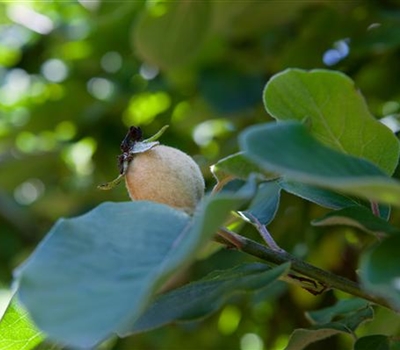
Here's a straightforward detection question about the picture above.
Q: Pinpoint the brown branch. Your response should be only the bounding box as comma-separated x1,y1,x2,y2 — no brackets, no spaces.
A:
215,228,397,312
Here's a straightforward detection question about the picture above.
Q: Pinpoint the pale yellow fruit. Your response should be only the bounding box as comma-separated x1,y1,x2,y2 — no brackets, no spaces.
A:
125,145,205,214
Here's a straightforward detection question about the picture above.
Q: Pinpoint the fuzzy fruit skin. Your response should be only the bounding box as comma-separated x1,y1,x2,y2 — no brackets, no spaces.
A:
125,145,205,214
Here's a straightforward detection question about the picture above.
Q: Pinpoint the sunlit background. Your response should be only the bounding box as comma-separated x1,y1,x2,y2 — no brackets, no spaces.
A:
1,1,400,349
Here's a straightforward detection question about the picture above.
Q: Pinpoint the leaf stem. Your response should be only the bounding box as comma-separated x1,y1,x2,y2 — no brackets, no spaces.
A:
216,228,397,312
245,213,285,252
97,174,125,190
143,125,169,143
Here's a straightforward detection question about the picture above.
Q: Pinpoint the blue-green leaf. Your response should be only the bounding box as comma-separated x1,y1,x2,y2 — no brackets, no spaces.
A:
285,304,373,350
306,298,369,324
14,192,251,349
124,262,290,335
240,181,281,225
280,180,361,209
16,202,190,348
279,180,391,220
312,206,400,236
240,121,400,207
211,152,275,185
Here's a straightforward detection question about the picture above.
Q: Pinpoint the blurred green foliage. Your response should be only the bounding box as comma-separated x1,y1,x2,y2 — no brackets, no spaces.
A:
1,1,400,349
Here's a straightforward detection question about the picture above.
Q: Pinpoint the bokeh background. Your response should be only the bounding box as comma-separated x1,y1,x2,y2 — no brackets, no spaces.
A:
1,1,400,349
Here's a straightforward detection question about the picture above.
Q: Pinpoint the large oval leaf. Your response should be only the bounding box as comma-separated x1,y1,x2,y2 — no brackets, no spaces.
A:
263,69,400,175
15,202,191,348
239,121,400,207
14,189,252,349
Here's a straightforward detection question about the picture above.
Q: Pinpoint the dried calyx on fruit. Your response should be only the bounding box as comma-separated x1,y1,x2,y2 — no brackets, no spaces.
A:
99,125,205,214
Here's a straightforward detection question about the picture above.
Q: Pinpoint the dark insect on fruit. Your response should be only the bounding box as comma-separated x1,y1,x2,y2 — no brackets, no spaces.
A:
117,126,143,174
120,126,143,153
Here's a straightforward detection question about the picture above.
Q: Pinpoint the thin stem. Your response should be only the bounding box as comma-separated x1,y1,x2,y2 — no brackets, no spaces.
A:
245,213,285,252
210,176,234,195
97,174,125,190
216,228,396,311
143,125,169,143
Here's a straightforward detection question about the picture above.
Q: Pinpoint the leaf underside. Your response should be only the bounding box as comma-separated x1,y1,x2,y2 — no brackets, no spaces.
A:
240,121,400,207
14,188,253,348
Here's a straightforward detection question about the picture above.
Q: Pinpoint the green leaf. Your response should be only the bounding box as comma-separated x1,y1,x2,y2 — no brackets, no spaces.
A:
354,335,390,350
123,262,290,335
306,298,369,324
15,202,190,348
211,152,264,181
263,68,400,175
132,1,211,69
280,180,360,209
239,121,400,207
0,297,44,350
312,206,400,236
211,152,276,190
360,235,400,310
14,191,251,348
280,180,391,220
240,181,281,225
284,304,373,350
